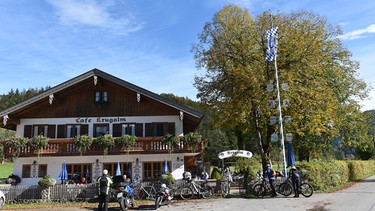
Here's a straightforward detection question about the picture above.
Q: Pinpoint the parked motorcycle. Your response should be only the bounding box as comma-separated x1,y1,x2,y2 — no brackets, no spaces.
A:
155,183,174,209
112,176,135,211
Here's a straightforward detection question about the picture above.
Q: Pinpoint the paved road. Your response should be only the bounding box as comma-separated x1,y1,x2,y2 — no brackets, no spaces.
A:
4,175,375,211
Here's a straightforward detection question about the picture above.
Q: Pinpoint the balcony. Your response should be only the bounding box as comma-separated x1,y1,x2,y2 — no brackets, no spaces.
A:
1,137,204,158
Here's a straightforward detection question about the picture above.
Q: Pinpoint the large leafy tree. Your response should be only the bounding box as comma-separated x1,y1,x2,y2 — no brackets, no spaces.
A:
192,5,370,167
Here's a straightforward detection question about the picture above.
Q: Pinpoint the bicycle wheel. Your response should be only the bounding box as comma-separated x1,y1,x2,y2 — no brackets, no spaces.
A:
221,182,229,197
133,187,146,200
201,186,214,199
180,186,194,200
253,184,266,198
300,182,313,197
278,182,293,196
144,186,157,199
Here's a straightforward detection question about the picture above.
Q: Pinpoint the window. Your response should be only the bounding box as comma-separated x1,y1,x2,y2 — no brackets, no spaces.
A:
38,164,47,177
103,162,132,178
94,124,109,137
122,124,136,136
22,165,31,178
143,161,170,180
145,123,175,137
95,91,108,103
155,124,166,136
33,125,48,137
66,163,92,183
67,125,81,138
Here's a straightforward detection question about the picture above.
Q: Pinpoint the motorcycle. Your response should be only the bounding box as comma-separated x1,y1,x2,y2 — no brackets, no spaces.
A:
155,183,174,209
112,176,135,211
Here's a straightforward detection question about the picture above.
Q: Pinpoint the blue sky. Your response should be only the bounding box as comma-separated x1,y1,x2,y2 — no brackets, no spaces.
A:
0,0,374,110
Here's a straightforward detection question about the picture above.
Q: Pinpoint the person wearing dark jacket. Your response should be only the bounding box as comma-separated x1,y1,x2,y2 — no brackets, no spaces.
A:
289,166,301,197
97,169,113,211
265,164,277,197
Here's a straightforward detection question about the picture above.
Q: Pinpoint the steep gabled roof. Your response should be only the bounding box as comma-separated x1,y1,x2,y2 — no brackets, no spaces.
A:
0,68,203,130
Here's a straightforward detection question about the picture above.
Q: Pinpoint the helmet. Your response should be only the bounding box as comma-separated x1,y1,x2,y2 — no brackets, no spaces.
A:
266,164,270,168
161,184,167,189
291,166,296,170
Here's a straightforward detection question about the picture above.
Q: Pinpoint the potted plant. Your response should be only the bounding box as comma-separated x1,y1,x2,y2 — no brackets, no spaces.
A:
38,175,56,201
29,135,49,159
74,135,93,155
5,136,27,159
183,132,202,152
161,133,180,155
96,134,115,155
116,134,136,155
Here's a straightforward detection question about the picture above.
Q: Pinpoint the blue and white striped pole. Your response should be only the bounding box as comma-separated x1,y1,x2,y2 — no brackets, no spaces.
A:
266,24,287,178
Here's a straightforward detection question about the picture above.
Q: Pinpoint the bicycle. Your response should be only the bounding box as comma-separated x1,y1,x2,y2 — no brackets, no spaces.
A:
278,178,314,197
221,180,230,197
133,181,161,200
179,179,214,200
252,177,284,198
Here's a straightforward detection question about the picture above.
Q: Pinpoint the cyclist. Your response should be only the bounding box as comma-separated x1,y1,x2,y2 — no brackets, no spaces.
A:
97,169,113,211
265,164,277,197
289,166,301,197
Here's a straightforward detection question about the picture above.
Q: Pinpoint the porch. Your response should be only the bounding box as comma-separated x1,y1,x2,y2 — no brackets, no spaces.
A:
1,137,204,158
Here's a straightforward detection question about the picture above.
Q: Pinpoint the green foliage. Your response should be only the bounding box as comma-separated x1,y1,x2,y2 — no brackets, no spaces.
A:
296,160,375,192
0,87,49,111
192,5,370,165
38,175,56,187
5,136,28,159
0,162,14,178
348,160,375,181
116,134,136,149
234,154,262,179
74,135,93,155
159,172,175,185
96,134,115,155
30,135,49,158
210,166,222,180
161,133,180,155
183,132,202,152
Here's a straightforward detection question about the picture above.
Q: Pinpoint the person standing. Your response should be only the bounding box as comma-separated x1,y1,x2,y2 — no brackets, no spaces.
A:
289,166,301,197
224,167,233,194
265,164,277,197
97,169,113,211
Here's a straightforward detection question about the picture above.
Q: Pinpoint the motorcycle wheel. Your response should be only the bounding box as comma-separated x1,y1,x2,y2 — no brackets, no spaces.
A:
155,196,162,209
119,198,127,211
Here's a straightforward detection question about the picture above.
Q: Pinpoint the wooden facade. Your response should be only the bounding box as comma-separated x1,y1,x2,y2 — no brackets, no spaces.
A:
0,69,204,185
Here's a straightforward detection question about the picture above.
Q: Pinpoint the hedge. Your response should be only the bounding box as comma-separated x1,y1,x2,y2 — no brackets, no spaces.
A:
296,160,375,192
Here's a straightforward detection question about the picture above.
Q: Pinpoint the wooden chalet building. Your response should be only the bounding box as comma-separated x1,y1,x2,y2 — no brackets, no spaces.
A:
0,68,204,185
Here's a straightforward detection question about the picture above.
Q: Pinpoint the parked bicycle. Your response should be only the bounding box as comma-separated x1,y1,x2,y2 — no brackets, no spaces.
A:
252,177,284,198
221,180,230,197
179,179,214,200
278,178,313,197
133,180,161,200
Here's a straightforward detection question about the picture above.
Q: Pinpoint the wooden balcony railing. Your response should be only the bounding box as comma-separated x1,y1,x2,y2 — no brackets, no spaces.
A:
1,137,204,158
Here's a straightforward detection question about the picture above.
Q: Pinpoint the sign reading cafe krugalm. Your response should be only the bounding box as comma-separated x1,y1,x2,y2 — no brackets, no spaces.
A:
218,150,253,159
75,117,127,124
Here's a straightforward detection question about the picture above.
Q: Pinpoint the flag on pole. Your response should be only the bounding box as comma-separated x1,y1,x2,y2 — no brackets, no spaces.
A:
287,142,296,167
116,161,121,176
162,159,169,174
265,27,278,62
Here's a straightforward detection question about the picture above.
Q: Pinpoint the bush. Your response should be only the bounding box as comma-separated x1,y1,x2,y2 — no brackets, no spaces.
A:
210,167,222,180
38,175,56,187
159,172,175,186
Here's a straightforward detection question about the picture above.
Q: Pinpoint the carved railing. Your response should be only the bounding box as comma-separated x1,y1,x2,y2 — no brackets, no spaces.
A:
0,137,204,158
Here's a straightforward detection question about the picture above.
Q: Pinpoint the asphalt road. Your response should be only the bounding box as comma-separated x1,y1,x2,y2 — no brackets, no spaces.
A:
4,175,375,211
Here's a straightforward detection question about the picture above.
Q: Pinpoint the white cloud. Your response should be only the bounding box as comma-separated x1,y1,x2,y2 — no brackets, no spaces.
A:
340,24,375,40
45,0,145,35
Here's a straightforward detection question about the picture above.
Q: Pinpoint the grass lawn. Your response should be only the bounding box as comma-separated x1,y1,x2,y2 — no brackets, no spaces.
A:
0,162,13,178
